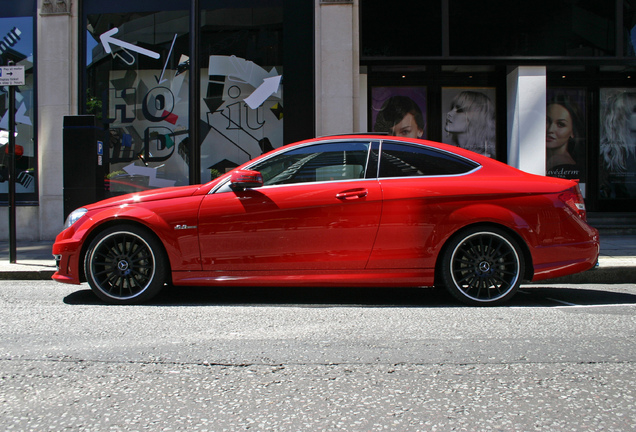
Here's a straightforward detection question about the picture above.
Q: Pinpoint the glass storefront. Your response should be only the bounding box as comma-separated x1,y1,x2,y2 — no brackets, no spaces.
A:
363,0,624,57
4,0,634,214
448,1,616,57
85,4,192,193
82,0,310,197
362,0,636,211
199,1,284,183
0,1,36,203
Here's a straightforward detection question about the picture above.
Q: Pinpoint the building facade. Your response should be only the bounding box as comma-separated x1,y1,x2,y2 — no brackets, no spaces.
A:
1,0,635,241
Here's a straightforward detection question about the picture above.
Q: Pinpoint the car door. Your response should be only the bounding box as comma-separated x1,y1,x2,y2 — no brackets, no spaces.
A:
197,140,382,271
366,140,480,270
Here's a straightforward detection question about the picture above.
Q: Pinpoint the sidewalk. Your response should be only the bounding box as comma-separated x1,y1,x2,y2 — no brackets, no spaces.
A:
1,234,635,284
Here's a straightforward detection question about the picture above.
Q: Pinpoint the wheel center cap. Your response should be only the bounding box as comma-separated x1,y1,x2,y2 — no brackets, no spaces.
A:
478,261,491,273
117,260,129,272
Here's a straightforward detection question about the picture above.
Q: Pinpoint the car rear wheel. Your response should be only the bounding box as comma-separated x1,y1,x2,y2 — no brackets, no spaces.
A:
84,225,168,304
440,227,524,306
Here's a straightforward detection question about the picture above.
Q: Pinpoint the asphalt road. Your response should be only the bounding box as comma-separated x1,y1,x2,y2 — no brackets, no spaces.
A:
1,281,636,431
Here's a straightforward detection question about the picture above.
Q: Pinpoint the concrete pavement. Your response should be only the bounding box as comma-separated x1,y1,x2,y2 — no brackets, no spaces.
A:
0,234,634,284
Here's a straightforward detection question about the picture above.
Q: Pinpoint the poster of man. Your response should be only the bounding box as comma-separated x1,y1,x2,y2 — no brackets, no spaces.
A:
371,87,427,139
441,88,496,158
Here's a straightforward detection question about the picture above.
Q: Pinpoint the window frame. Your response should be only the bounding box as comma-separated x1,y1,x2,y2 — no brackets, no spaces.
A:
377,140,481,179
250,140,373,186
212,139,378,194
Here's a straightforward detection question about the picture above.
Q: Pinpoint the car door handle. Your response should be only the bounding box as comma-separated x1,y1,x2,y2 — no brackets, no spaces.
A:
336,188,368,200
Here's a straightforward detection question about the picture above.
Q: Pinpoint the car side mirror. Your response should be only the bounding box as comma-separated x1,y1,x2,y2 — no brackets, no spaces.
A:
230,169,264,190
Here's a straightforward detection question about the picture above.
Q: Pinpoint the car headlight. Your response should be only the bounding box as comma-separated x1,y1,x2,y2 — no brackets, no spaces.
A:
64,208,88,229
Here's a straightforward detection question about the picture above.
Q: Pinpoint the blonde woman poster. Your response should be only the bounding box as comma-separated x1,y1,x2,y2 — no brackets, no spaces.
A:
599,88,636,199
441,88,496,158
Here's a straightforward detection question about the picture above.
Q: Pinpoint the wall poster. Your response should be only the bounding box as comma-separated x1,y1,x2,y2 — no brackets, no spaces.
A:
546,88,587,183
441,87,496,158
599,88,636,199
371,87,427,139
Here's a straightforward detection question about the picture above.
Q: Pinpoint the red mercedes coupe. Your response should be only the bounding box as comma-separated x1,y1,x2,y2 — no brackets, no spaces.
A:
53,135,599,305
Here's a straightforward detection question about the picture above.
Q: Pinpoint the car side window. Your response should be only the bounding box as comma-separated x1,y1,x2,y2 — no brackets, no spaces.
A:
378,141,479,178
250,141,371,186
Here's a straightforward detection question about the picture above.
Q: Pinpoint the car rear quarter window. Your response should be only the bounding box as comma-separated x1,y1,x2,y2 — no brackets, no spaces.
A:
251,141,371,186
378,141,479,178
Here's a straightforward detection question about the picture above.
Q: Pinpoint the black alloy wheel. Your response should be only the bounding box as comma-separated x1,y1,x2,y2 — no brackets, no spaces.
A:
84,225,168,304
440,227,524,306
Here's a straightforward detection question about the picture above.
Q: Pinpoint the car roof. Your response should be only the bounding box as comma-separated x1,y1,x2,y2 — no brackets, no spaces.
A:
289,133,492,163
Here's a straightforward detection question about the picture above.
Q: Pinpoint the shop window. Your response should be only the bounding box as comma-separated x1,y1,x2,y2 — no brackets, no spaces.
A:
85,4,191,195
199,2,284,184
449,0,615,57
625,2,636,56
361,0,442,57
599,88,636,200
0,12,36,203
83,1,307,192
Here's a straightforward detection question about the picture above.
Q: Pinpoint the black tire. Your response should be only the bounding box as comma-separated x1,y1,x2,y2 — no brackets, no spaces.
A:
439,227,524,306
84,224,168,305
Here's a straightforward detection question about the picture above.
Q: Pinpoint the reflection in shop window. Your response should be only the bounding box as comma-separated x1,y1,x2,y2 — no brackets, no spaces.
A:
87,10,191,194
199,4,284,183
0,16,35,201
201,54,283,183
86,4,284,192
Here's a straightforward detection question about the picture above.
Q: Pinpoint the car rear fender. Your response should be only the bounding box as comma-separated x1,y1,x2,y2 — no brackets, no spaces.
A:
434,203,536,280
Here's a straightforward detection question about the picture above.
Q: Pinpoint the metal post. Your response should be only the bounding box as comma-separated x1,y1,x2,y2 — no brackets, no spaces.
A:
8,79,16,263
189,0,200,185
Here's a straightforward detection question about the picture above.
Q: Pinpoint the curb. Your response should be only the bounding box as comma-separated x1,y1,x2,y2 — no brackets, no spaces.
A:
535,265,636,285
0,269,56,281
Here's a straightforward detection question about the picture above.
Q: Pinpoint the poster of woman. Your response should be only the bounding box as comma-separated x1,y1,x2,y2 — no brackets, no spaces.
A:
371,87,427,139
546,88,586,182
599,88,636,199
441,88,496,158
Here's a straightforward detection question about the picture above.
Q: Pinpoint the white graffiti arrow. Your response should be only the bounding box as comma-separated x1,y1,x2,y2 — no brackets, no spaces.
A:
208,55,282,108
244,75,282,109
100,27,160,60
155,33,178,84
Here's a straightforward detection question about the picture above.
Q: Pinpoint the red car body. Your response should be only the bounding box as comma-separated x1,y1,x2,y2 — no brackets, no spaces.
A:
52,135,599,305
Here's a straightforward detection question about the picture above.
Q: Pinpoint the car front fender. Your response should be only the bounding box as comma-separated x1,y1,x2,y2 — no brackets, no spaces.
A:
71,201,202,274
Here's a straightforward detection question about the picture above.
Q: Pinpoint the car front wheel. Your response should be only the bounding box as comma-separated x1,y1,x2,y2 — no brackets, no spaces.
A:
84,225,168,304
440,227,524,306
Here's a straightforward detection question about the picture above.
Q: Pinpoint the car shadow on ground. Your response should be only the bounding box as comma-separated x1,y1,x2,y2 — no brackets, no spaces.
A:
63,285,636,307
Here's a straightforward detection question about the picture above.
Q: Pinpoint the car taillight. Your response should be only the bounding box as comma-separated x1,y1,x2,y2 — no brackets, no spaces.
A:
559,184,587,221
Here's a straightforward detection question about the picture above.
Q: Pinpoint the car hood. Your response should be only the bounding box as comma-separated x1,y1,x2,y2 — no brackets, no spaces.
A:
84,184,204,211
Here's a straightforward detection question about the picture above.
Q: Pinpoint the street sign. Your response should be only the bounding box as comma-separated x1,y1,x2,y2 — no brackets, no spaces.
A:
0,66,25,86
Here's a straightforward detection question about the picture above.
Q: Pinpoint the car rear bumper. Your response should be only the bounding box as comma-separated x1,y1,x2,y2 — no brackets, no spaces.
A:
530,236,600,282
